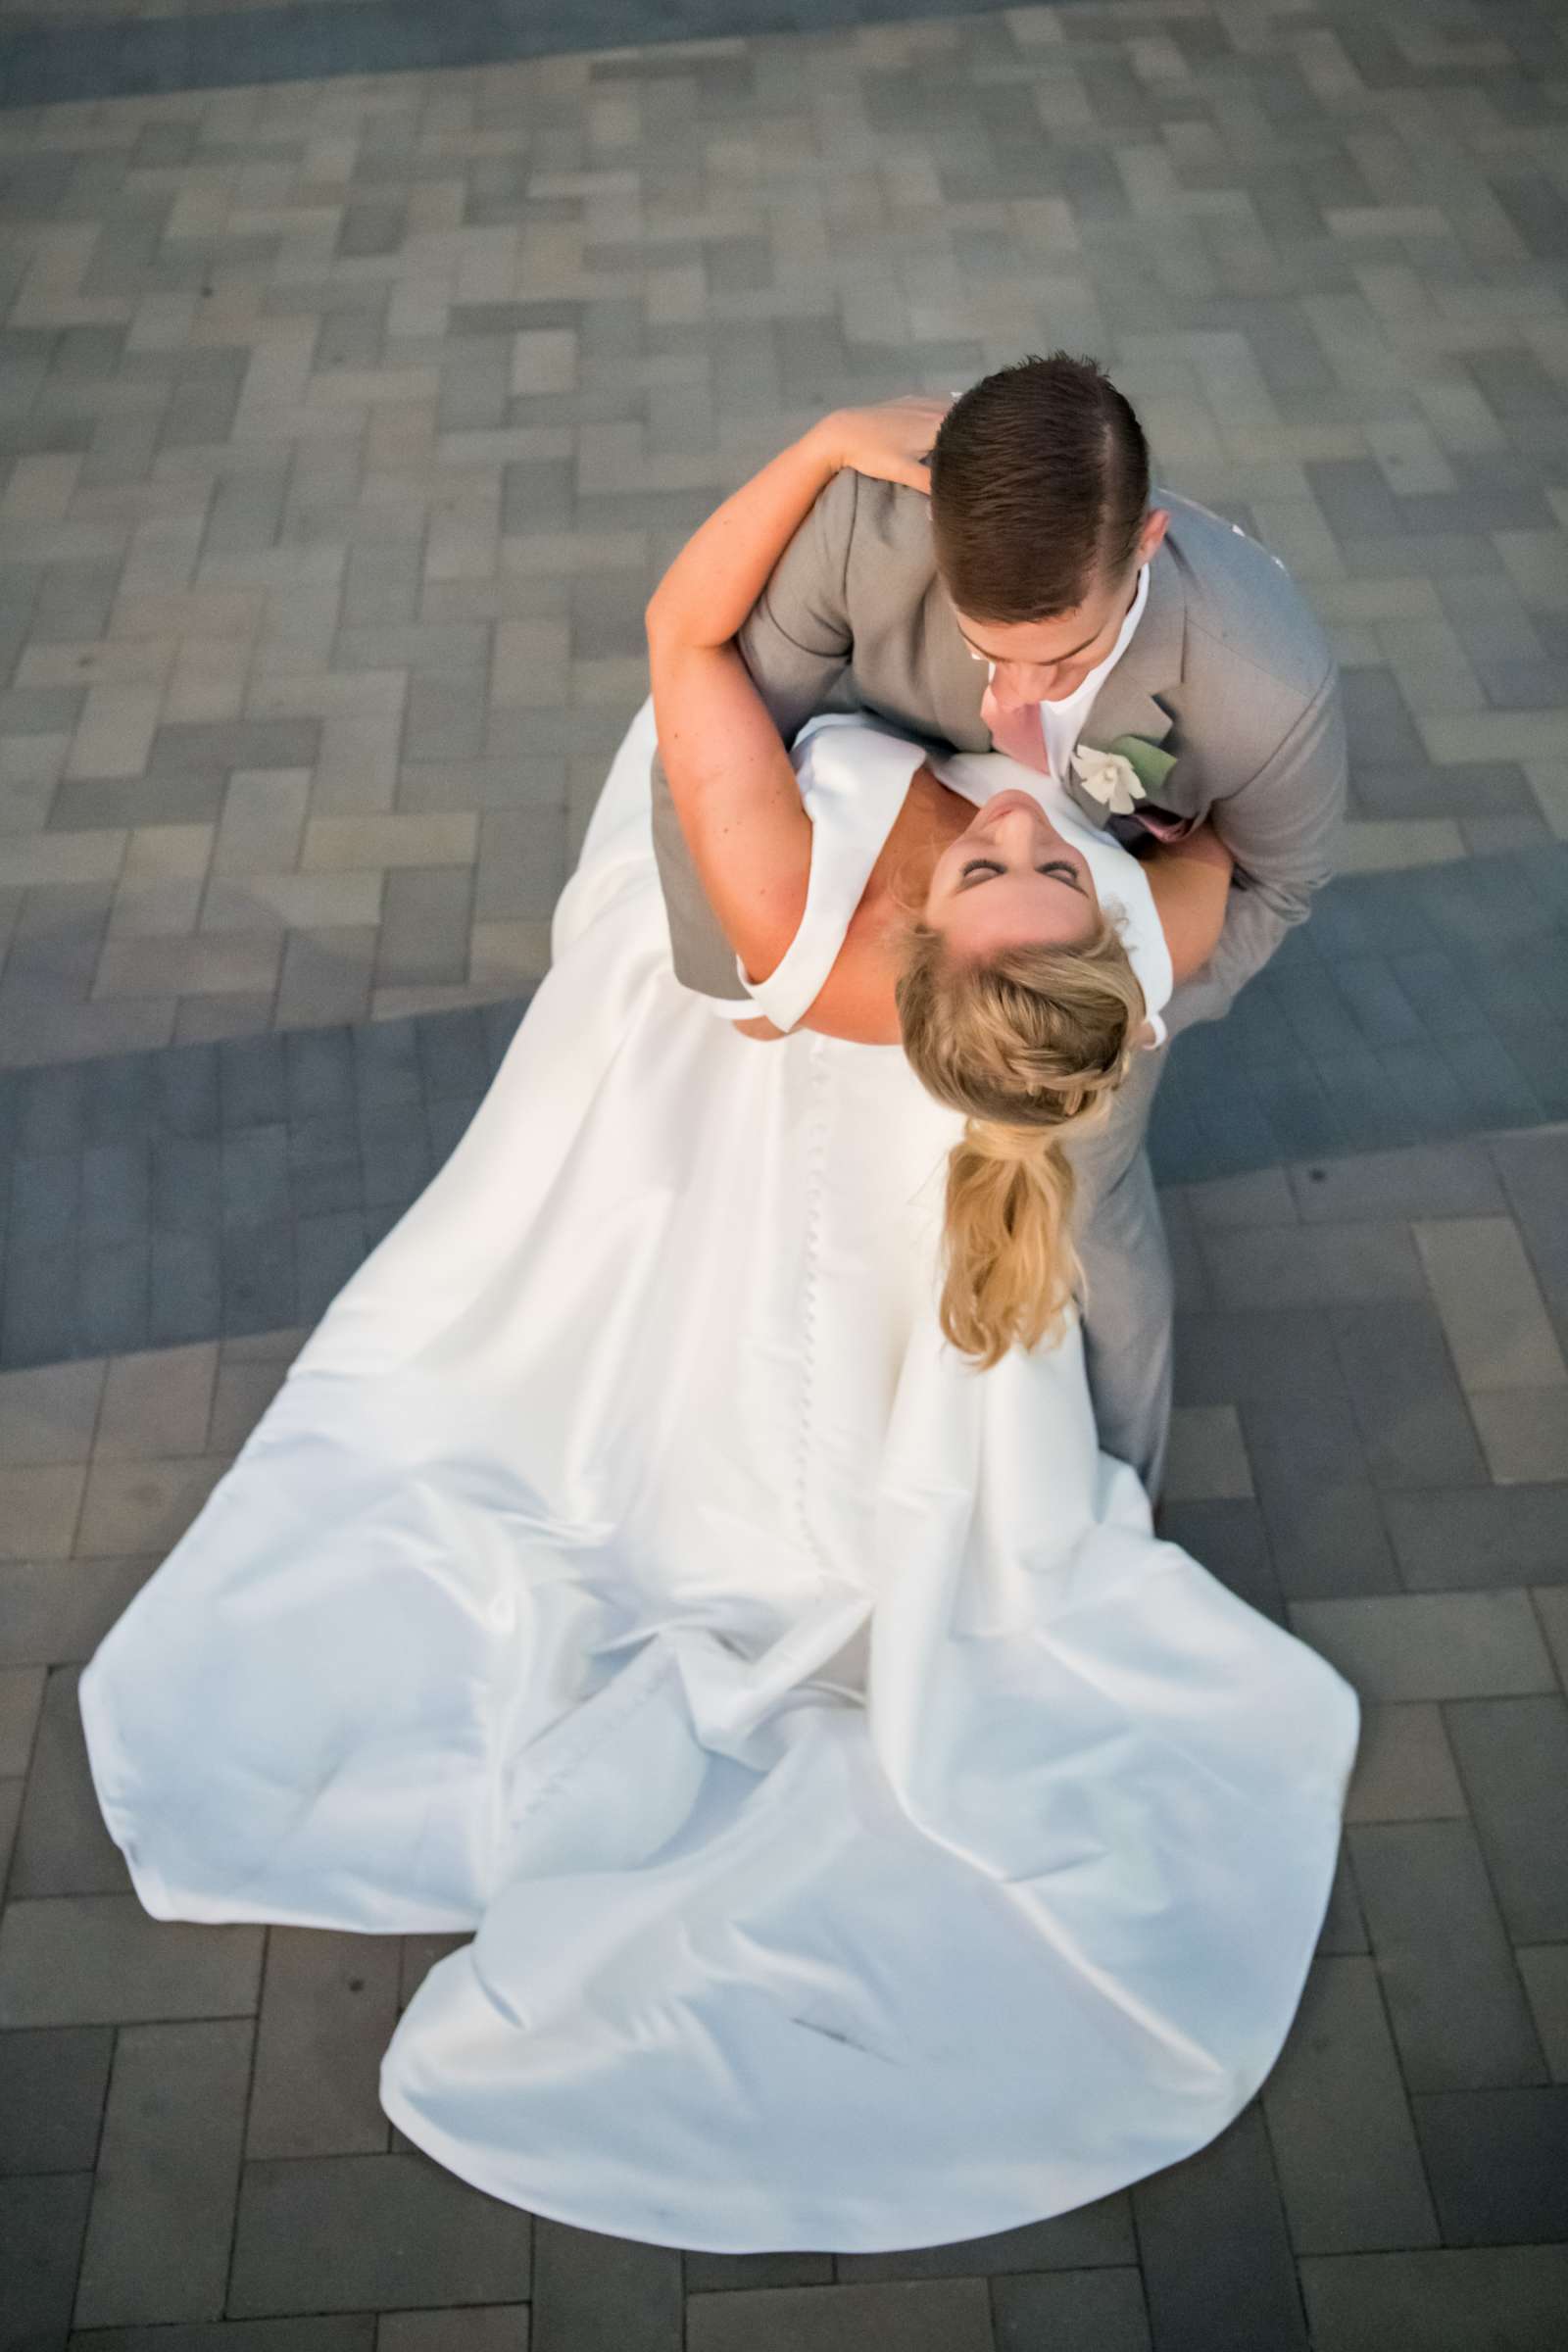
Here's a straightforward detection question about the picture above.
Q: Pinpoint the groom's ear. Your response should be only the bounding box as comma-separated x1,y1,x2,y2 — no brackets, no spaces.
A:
1138,509,1171,566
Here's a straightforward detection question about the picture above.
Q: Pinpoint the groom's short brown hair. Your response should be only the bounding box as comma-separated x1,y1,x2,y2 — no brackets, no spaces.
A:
928,353,1151,624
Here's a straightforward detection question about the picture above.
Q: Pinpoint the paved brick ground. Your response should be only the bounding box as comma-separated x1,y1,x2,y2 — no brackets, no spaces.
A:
0,0,1565,1066
2,0,1568,2345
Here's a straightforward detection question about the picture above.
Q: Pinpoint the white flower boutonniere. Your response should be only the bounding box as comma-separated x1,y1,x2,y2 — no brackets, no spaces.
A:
1071,745,1146,816
1071,733,1179,816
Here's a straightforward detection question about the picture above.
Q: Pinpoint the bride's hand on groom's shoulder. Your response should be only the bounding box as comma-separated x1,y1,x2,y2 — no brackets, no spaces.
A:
818,395,955,496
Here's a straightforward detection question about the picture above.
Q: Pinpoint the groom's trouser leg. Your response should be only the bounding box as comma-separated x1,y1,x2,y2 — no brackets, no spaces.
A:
1066,1043,1172,1497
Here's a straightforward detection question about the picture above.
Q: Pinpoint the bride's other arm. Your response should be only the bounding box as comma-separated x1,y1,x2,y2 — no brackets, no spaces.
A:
646,401,946,996
1145,824,1236,986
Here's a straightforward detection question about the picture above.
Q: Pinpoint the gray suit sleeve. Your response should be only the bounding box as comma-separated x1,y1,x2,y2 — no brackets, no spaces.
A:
650,469,859,1000
1164,662,1347,1037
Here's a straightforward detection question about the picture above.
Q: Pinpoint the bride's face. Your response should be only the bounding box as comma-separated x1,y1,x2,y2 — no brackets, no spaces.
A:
924,790,1101,960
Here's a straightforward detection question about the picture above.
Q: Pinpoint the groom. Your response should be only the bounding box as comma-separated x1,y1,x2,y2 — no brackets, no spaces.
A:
649,355,1347,1494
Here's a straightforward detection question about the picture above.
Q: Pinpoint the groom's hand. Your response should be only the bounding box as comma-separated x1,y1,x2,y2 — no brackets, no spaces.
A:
820,394,955,496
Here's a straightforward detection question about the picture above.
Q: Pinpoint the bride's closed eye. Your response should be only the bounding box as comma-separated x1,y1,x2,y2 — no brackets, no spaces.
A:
958,858,1083,892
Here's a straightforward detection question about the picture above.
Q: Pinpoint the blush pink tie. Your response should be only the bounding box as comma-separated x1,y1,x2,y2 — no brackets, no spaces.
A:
979,680,1050,777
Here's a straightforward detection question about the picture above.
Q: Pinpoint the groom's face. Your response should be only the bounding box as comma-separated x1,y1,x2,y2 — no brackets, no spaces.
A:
947,510,1168,710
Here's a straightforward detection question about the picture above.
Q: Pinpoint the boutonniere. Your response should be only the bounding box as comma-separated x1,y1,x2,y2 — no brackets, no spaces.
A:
1071,734,1178,816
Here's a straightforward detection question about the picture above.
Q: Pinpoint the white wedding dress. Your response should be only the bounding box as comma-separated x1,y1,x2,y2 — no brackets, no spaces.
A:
81,703,1358,2254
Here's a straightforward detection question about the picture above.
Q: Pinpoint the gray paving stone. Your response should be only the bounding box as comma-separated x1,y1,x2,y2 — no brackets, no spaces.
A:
148,1229,221,1348
273,931,376,1033
352,1018,422,1114
246,1930,398,2160
0,1664,45,1775
74,2019,253,2328
221,1128,291,1231
1298,2246,1568,2351
1471,1388,1568,1484
1382,1485,1568,1591
684,2279,995,2352
373,868,473,990
150,1135,220,1234
1197,1221,1428,1311
1415,1219,1567,1393
287,1112,361,1219
836,2195,1136,2281
683,2254,834,2293
1131,2105,1306,2352
990,2267,1151,2352
1348,1823,1545,2092
9,1665,129,1897
284,1030,355,1125
1516,1947,1568,2083
404,677,485,767
0,1557,155,1669
1492,1130,1568,1343
0,1896,263,2029
79,1145,150,1252
1286,1143,1505,1224
295,1211,368,1324
1262,1955,1438,2254
73,2326,374,2352
220,1219,296,1338
0,1361,104,1466
1171,1309,1348,1412
0,1774,19,1893
530,2221,680,2352
1242,1396,1398,1600
1290,1592,1556,1701
1329,1299,1489,1491
1345,1704,1467,1825
2,1242,82,1371
1443,1697,1568,1943
416,1009,489,1102
356,1104,431,1212
228,2153,532,2318
94,1345,215,1463
0,2025,113,2178
220,1035,289,1134
1414,2087,1568,2248
377,2315,529,2352
0,2171,92,2352
1189,1171,1298,1232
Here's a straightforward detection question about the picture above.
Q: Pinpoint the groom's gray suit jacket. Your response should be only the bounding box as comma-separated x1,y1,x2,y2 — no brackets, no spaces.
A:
651,475,1346,1034
648,477,1346,1491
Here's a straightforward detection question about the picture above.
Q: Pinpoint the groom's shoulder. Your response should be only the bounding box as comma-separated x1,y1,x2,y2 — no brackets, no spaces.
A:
835,473,942,583
1160,490,1332,708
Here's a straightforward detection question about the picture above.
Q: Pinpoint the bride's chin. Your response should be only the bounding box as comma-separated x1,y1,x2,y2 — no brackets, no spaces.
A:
974,787,1047,825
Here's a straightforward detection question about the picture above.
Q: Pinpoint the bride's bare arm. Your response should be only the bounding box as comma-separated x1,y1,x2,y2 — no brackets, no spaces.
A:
646,400,948,994
1144,823,1236,984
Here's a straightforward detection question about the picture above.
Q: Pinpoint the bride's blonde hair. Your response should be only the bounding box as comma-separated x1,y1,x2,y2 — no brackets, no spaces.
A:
895,917,1146,1368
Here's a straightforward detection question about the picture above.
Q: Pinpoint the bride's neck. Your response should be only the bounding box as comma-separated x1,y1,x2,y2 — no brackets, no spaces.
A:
865,765,975,924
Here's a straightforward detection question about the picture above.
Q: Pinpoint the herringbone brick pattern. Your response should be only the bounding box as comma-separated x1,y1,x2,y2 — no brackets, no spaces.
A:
0,0,1565,1067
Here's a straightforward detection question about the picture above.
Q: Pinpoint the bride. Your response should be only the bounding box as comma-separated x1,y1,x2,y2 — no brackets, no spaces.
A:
80,402,1357,2256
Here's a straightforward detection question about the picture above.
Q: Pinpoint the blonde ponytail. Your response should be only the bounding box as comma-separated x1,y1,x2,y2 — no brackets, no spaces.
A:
895,917,1145,1368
